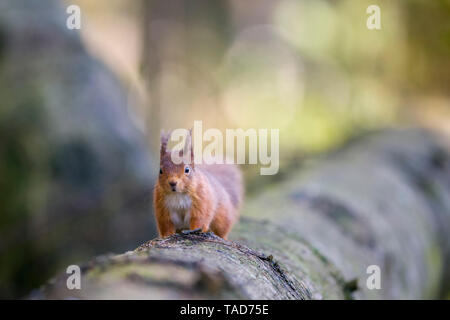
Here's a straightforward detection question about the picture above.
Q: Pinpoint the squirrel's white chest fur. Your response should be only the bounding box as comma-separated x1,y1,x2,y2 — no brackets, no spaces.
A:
164,193,192,230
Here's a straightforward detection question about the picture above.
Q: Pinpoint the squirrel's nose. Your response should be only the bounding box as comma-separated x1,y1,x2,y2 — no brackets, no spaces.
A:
169,181,177,187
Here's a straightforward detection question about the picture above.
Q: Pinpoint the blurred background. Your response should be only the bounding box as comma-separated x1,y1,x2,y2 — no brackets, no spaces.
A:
0,0,449,298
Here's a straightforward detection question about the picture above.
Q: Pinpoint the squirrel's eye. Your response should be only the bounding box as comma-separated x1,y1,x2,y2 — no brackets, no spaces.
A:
184,166,190,174
159,168,163,175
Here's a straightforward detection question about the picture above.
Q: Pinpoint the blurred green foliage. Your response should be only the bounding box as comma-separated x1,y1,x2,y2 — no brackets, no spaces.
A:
127,0,450,155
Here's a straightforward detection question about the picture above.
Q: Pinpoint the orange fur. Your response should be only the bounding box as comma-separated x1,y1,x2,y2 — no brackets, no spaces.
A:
153,131,243,239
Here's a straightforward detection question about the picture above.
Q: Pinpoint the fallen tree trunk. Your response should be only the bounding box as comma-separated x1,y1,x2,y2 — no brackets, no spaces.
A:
31,129,450,299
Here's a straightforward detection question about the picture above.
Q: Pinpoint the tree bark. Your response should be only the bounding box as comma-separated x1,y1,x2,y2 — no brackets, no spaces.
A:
30,129,450,299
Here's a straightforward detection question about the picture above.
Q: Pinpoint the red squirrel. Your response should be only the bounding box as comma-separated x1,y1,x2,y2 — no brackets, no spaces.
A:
153,130,243,239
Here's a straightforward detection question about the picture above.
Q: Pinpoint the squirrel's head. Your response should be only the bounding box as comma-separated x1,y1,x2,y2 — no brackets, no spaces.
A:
158,129,194,193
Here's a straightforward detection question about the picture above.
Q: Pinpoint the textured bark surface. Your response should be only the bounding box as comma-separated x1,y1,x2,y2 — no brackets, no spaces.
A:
30,129,450,299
